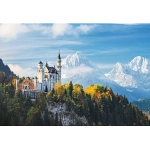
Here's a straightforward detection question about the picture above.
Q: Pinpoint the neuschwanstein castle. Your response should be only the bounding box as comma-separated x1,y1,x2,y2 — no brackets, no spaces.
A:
16,52,61,96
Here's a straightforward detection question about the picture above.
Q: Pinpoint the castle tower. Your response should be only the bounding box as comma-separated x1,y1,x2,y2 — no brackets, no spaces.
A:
33,77,38,89
37,61,44,84
16,79,19,90
56,51,61,82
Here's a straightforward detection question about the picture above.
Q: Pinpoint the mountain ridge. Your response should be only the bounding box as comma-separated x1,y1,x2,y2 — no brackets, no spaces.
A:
61,51,150,101
106,56,150,90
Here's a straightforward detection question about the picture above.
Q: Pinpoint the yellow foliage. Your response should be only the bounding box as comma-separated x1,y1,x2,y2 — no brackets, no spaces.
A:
72,84,83,99
12,78,16,88
54,82,61,91
54,82,65,97
84,84,112,101
84,84,96,98
64,82,70,90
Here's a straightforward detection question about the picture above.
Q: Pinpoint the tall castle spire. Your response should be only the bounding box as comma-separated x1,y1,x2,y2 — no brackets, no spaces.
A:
58,50,61,59
56,50,61,82
46,61,48,66
37,61,44,91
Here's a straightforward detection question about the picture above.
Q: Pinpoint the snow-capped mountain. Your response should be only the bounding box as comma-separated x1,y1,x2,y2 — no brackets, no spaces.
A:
105,62,137,88
62,51,96,69
106,56,150,90
61,52,149,101
128,56,150,74
62,51,111,86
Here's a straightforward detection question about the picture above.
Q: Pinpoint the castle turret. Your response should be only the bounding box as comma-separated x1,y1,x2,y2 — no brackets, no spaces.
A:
37,61,44,84
56,51,61,82
16,79,19,91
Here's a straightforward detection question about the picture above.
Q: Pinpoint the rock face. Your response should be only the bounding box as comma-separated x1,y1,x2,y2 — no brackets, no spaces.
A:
48,103,88,126
0,58,13,76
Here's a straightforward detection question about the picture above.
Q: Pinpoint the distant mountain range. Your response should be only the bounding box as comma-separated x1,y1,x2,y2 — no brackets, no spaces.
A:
0,58,14,77
106,56,150,89
61,51,150,101
4,51,150,102
131,98,150,113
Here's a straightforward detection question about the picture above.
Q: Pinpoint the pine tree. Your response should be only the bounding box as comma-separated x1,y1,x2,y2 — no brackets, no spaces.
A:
68,81,73,98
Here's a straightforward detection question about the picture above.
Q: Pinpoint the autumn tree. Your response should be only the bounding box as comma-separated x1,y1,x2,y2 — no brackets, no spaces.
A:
0,71,6,85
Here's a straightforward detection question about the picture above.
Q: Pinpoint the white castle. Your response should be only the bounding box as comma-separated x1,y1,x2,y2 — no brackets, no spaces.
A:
16,52,61,94
36,51,62,92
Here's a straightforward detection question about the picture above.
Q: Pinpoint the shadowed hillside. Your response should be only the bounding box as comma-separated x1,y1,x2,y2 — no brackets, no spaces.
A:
0,58,14,77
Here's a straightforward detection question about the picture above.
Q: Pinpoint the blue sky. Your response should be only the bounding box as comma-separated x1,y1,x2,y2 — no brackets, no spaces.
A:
0,23,150,77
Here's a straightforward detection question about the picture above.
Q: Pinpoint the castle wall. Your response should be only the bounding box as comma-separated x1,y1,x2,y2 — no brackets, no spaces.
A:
18,77,35,90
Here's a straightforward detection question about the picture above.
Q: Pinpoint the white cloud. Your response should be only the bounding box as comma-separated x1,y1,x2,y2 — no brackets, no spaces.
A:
77,24,97,34
0,24,29,40
29,24,51,35
8,64,36,77
51,24,97,38
0,23,98,40
62,64,93,78
28,23,74,38
97,64,115,69
86,48,130,56
29,23,97,38
52,40,83,45
51,23,73,37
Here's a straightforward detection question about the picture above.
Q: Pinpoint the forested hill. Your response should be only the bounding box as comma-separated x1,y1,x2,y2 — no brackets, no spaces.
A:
47,82,150,126
0,58,13,77
0,76,149,125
